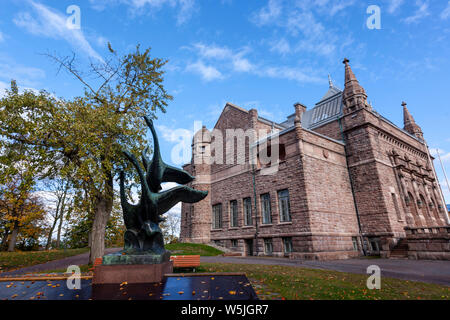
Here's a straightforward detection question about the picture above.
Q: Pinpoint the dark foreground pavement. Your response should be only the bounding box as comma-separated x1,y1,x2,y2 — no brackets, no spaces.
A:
201,256,450,286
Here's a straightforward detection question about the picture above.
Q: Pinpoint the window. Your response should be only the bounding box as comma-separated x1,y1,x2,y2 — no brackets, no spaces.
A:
283,237,293,253
231,239,238,248
278,189,291,222
369,239,380,253
261,193,272,224
212,204,222,229
214,240,222,246
264,238,273,255
352,237,358,251
243,197,253,226
230,200,238,227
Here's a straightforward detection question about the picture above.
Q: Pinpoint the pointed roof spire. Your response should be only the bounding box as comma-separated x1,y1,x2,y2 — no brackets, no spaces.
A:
402,101,423,140
342,58,368,112
402,101,415,125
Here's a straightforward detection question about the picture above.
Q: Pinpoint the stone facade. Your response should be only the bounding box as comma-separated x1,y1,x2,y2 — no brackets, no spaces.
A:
180,59,450,260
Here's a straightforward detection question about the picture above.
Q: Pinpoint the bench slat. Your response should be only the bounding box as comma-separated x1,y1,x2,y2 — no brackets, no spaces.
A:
170,255,200,267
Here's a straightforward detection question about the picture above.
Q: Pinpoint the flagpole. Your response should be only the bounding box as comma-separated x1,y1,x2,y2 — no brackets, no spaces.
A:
436,149,450,205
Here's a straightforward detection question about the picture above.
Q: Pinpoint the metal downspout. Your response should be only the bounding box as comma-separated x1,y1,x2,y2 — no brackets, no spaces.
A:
338,118,367,256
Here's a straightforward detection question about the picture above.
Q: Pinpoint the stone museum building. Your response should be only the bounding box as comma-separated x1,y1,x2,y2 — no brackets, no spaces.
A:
180,59,450,260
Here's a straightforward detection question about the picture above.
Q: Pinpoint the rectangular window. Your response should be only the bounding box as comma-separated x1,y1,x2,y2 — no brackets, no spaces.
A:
352,237,358,251
230,200,238,227
278,189,291,222
283,237,293,253
261,193,272,224
212,204,222,229
264,238,273,255
231,239,238,247
243,197,252,226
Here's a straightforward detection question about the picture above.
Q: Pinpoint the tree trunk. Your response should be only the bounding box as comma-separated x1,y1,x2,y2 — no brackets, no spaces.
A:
56,189,68,249
88,171,113,264
7,221,19,252
45,201,61,250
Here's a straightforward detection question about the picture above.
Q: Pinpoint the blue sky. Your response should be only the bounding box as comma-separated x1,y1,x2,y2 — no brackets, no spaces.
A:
1,0,450,202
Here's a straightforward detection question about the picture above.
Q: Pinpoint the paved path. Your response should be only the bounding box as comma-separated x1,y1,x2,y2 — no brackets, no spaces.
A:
1,248,121,276
201,256,450,286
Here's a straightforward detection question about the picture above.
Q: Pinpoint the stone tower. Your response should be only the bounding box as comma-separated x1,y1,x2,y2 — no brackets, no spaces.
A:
180,126,212,243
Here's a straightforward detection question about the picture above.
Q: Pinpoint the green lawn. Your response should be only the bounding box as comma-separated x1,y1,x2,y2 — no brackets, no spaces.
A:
197,263,450,300
34,264,92,274
166,243,223,256
0,248,89,272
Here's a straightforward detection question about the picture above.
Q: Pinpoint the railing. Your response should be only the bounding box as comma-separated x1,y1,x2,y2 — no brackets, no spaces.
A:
404,225,450,235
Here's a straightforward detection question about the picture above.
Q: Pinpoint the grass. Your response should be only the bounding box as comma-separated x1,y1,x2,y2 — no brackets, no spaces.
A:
34,264,92,274
166,243,223,256
197,263,450,300
0,248,89,272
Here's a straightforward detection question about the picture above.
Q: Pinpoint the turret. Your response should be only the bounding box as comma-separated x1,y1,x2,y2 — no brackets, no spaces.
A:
342,58,370,114
402,102,424,141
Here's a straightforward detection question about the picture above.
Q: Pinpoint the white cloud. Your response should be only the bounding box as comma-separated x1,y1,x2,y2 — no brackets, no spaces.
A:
14,1,104,62
0,55,46,89
251,0,282,26
0,81,9,98
270,38,291,55
328,0,356,16
89,0,196,25
403,0,430,24
256,65,322,84
186,42,323,84
186,60,224,81
441,1,450,20
249,1,355,59
176,0,196,25
387,0,404,14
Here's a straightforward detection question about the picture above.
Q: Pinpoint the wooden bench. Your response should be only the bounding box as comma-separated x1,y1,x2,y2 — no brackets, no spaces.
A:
93,258,103,268
170,255,200,272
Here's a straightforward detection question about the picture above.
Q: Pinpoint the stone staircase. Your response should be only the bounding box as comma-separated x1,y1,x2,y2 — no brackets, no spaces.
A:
208,242,234,254
389,239,409,259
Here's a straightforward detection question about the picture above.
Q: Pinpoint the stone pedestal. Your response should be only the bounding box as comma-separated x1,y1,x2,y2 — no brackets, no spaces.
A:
93,261,173,284
92,251,173,285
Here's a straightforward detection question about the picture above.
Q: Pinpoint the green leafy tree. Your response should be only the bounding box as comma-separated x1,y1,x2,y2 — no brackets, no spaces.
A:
0,45,172,262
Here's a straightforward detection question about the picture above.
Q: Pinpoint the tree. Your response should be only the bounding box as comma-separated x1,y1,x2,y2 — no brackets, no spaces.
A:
0,45,172,262
43,178,71,250
160,211,181,244
0,166,46,252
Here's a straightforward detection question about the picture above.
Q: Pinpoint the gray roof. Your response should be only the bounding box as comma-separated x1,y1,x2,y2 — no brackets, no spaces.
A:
280,85,344,130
